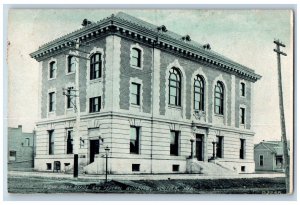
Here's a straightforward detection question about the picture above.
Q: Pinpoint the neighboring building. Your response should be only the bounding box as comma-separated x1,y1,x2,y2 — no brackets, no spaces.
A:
30,12,261,174
8,125,35,171
254,140,290,172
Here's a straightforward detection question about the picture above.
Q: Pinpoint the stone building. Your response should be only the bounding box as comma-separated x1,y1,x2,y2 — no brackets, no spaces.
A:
8,125,35,170
30,12,261,174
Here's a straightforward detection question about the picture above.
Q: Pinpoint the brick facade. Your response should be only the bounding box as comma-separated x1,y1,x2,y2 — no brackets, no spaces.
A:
31,12,261,174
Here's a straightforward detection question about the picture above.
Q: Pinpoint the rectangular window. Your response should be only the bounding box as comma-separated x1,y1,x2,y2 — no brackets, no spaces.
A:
46,163,52,170
240,107,245,125
130,126,140,154
130,83,141,105
172,164,179,172
240,139,245,159
259,155,264,166
240,82,245,97
49,62,56,79
241,166,246,172
216,136,223,158
170,131,179,156
89,96,101,113
49,92,55,112
90,53,101,80
66,129,73,154
9,151,16,161
67,87,75,109
48,130,54,155
68,56,76,73
25,138,30,146
132,164,140,172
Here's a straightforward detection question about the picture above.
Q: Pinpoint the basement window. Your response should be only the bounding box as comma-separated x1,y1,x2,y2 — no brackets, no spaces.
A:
132,164,140,172
173,164,179,172
46,163,52,170
241,166,246,172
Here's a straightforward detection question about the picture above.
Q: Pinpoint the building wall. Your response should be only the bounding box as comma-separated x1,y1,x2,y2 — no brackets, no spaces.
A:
254,145,275,171
8,126,35,170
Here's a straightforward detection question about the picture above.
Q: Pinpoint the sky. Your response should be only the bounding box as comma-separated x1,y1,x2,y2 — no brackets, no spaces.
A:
6,9,293,144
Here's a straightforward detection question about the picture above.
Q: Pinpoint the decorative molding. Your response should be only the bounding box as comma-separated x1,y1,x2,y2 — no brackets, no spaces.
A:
129,118,142,127
87,119,101,128
64,120,75,128
169,123,181,131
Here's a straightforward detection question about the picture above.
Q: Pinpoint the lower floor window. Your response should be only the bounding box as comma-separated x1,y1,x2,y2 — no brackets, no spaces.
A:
132,164,140,172
259,155,264,166
9,151,16,161
170,131,179,156
216,136,223,158
47,163,52,170
172,164,179,172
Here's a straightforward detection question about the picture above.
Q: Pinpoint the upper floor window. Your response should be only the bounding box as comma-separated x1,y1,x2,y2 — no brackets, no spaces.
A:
89,96,101,113
240,82,245,97
66,87,75,109
49,61,56,79
90,53,101,80
240,107,245,125
24,138,30,146
170,130,179,156
169,67,181,106
67,56,76,73
130,126,140,154
49,92,55,112
131,48,141,68
66,129,73,154
194,75,205,111
130,83,141,105
214,81,224,115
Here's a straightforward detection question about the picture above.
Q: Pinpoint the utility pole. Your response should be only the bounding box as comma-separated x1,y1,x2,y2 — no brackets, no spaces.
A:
273,39,290,193
63,38,90,178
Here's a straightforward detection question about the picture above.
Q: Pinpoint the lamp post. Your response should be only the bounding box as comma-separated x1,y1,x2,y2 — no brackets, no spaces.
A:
104,146,110,183
190,135,195,159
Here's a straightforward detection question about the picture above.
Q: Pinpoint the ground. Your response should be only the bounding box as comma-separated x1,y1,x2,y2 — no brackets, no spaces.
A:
7,175,286,194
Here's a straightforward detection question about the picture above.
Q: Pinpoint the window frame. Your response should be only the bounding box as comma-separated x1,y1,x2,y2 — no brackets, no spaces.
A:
66,87,75,109
214,81,224,115
240,139,245,159
67,55,76,73
240,82,246,97
170,130,180,156
130,126,140,154
168,67,181,107
66,129,73,154
49,61,57,79
240,107,246,125
131,48,142,68
48,130,54,155
90,53,102,80
89,96,101,113
194,75,205,111
130,82,141,106
48,92,55,112
259,155,264,166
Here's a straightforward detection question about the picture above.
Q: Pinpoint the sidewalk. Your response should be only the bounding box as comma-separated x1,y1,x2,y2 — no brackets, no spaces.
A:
8,170,285,181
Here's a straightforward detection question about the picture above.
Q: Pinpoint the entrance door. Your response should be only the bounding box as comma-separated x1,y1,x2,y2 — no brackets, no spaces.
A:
90,139,100,163
196,134,204,161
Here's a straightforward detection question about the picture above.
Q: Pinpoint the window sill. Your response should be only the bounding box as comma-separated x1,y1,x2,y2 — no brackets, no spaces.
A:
130,65,143,70
48,77,56,81
66,71,75,76
131,104,141,108
214,114,224,117
168,105,182,110
89,78,102,84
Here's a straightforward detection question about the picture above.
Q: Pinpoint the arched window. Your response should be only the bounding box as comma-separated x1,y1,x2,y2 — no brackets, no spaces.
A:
90,53,101,80
169,67,181,106
67,56,76,73
194,75,205,111
49,61,56,79
131,48,141,68
215,81,224,115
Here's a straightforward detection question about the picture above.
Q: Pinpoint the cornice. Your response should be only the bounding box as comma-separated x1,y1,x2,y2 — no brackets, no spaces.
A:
30,13,262,82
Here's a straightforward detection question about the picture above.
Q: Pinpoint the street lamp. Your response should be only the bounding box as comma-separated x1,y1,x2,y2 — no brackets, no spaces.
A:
190,135,195,159
104,146,110,183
